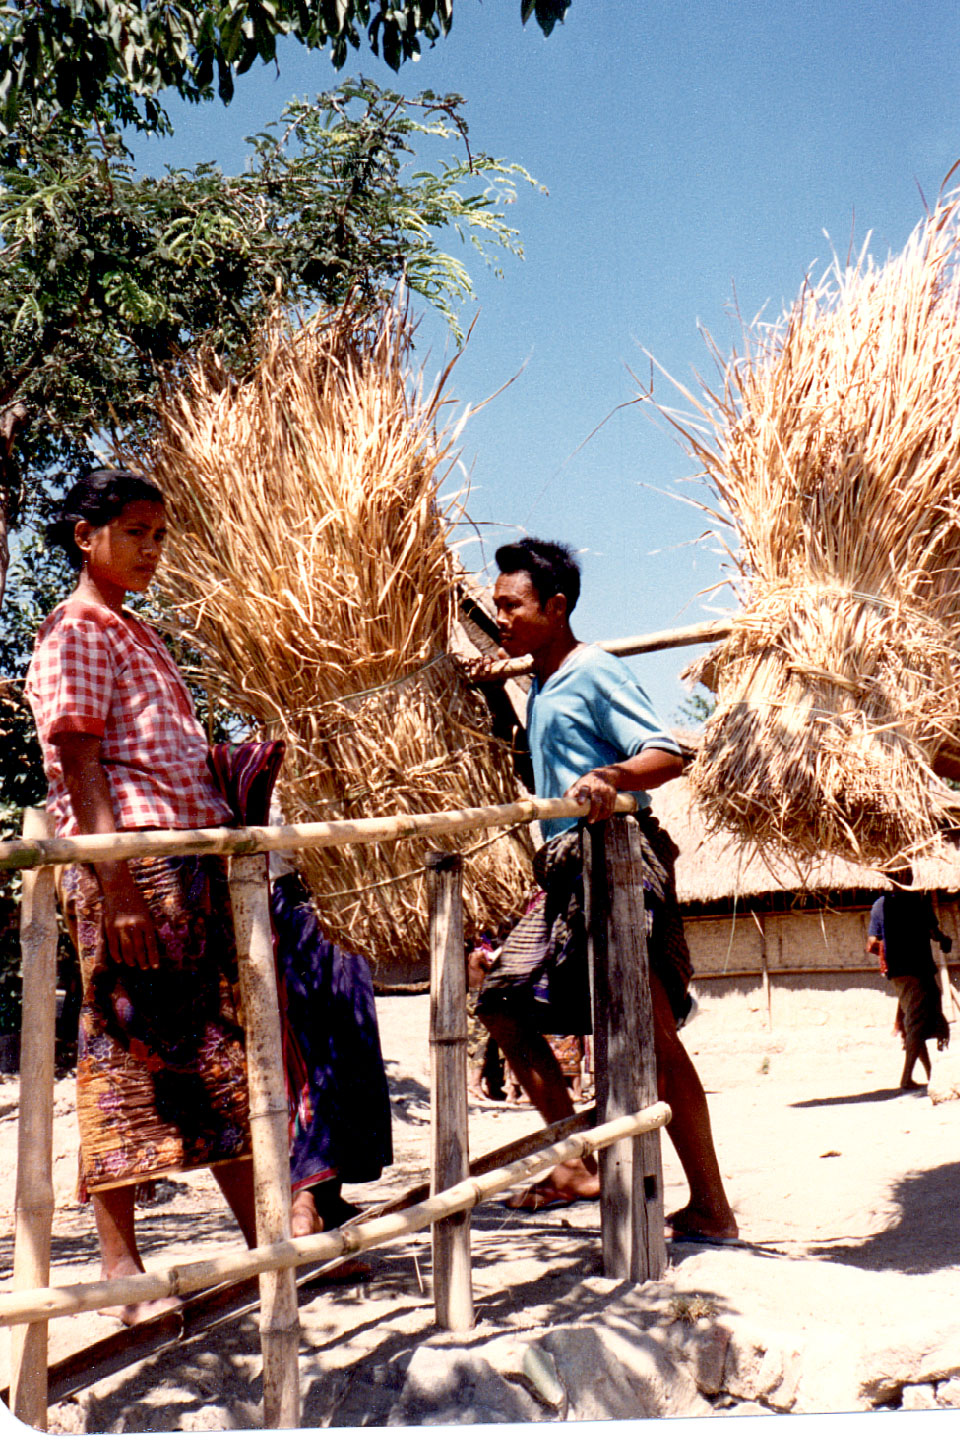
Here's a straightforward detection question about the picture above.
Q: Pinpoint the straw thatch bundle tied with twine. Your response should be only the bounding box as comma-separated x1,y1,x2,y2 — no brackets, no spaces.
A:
654,188,960,869
126,305,533,967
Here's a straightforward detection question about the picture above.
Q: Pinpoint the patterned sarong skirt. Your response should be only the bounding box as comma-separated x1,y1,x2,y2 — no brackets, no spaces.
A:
60,853,251,1195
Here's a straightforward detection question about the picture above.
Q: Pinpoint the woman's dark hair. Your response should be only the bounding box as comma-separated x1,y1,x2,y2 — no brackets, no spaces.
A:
494,537,581,614
47,468,165,569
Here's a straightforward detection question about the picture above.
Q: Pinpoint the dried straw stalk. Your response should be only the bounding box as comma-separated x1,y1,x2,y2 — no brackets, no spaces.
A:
650,192,960,867
125,305,532,966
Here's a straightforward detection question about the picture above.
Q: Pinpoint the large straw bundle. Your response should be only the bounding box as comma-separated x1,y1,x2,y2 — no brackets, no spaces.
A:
127,305,533,967
656,192,960,868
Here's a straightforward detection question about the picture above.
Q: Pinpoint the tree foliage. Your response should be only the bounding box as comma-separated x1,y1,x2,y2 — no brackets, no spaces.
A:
0,79,538,592
0,1,572,131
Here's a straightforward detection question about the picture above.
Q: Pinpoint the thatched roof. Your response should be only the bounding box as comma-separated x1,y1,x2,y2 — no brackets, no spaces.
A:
650,770,960,906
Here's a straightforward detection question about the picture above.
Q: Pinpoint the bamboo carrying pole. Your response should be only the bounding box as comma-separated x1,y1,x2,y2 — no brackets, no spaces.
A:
0,796,641,874
427,853,474,1331
471,618,735,681
228,855,300,1431
584,816,666,1282
10,808,58,1431
0,1107,670,1329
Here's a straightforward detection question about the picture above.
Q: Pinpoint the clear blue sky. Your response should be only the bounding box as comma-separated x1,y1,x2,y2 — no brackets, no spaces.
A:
131,0,960,723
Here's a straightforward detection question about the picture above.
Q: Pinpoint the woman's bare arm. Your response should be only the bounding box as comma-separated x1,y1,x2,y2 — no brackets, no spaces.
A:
55,733,160,970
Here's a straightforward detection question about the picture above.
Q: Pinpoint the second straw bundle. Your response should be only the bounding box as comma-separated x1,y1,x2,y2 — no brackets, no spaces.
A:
662,193,960,867
131,306,533,967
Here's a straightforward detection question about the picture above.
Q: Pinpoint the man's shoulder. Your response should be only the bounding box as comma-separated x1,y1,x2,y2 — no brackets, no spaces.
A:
564,644,632,687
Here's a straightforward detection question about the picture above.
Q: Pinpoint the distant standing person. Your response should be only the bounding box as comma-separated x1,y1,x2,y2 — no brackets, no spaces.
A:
471,537,737,1242
866,867,952,1091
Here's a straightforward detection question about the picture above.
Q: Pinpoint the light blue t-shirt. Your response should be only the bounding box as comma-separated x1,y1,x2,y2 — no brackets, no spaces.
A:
527,644,681,841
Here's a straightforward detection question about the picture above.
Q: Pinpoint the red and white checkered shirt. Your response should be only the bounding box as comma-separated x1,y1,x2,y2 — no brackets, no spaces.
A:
26,598,233,836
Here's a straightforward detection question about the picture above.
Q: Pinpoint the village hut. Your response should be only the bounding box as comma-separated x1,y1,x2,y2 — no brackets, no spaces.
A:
125,304,535,976
651,769,960,1031
651,189,960,871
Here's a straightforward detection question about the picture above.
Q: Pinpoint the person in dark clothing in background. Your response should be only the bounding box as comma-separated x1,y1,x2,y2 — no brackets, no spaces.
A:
867,866,952,1091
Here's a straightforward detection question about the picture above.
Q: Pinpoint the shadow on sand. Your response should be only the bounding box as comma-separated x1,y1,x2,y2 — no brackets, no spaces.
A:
790,1086,909,1107
812,1160,960,1274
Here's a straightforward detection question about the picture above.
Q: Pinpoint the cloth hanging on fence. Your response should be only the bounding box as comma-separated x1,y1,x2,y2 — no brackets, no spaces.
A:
270,871,393,1189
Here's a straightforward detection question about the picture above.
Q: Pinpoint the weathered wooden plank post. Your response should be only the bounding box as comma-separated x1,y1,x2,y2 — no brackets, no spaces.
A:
229,854,300,1429
10,808,59,1430
426,851,474,1331
583,815,666,1281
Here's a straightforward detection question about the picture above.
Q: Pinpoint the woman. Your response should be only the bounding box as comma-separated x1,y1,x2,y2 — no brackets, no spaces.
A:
26,468,256,1325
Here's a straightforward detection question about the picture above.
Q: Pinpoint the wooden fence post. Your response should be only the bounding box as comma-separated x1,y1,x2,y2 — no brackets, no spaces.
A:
427,851,474,1332
229,854,300,1430
583,816,666,1282
10,807,58,1431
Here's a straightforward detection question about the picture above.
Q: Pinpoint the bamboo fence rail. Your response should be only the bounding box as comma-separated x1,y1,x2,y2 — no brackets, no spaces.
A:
5,795,668,1433
0,794,639,873
3,616,727,1428
0,1107,670,1330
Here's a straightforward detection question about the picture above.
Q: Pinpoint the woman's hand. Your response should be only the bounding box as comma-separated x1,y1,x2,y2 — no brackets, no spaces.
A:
99,865,160,970
467,943,499,990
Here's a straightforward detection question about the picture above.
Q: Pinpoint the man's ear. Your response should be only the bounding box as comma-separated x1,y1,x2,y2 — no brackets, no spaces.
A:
544,592,568,624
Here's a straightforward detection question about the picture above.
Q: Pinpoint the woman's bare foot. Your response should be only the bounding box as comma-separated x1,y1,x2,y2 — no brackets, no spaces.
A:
665,1203,739,1243
291,1189,325,1238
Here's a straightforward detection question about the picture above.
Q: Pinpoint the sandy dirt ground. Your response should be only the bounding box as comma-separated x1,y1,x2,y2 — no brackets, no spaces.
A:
0,989,959,1430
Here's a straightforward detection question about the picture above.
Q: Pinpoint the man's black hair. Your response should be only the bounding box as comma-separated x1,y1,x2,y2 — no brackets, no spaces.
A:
47,468,165,569
494,537,581,614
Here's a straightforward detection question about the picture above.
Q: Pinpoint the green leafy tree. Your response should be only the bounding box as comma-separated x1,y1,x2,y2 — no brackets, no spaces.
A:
0,1,572,131
0,79,538,604
0,73,543,1024
675,686,717,730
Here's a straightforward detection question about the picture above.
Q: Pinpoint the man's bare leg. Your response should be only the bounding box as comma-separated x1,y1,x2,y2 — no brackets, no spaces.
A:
483,980,736,1233
93,1184,182,1326
650,975,738,1240
481,1010,598,1201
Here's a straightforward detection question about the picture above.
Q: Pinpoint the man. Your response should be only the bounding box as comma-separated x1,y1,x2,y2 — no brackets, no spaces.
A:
866,867,952,1091
474,537,737,1242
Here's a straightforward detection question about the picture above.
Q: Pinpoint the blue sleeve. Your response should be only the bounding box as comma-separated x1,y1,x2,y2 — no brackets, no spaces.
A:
589,657,681,760
868,899,884,941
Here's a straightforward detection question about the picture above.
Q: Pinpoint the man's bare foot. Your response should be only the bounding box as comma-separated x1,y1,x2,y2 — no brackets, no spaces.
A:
666,1203,739,1243
899,1077,925,1091
291,1189,324,1237
506,1159,599,1208
99,1295,182,1327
